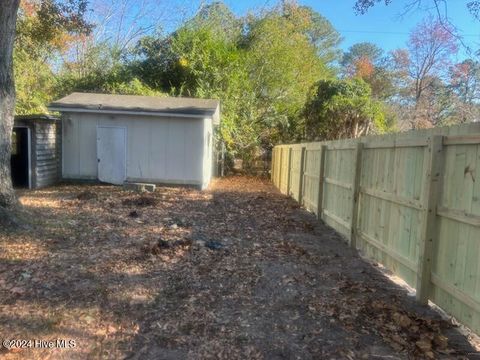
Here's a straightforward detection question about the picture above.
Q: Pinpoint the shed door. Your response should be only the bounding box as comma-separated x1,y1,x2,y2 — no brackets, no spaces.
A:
97,126,126,185
11,127,31,188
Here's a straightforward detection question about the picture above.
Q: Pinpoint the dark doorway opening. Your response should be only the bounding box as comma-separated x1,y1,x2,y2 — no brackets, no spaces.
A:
11,127,30,188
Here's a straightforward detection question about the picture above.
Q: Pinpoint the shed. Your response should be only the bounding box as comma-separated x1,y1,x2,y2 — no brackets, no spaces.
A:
48,93,220,189
11,115,61,189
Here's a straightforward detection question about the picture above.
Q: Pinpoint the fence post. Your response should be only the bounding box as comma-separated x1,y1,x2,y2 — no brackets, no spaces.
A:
416,135,445,304
278,148,284,191
298,147,306,205
317,145,327,220
287,147,293,196
350,142,364,249
276,147,280,187
271,148,275,184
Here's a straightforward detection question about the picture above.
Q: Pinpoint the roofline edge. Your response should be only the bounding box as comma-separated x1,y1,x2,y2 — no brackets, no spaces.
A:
48,107,214,120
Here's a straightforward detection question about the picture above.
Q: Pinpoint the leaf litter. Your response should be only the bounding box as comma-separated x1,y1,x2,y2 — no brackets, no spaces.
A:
0,176,478,359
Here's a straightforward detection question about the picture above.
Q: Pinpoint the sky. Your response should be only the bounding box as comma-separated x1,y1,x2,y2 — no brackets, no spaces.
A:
91,0,480,59
223,0,480,58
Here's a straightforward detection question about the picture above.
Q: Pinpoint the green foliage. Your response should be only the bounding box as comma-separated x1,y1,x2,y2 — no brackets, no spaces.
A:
130,36,180,91
134,3,340,163
172,27,242,96
341,42,396,101
14,48,55,115
14,0,92,114
103,78,164,96
304,78,388,140
16,1,426,167
244,8,333,144
34,0,92,35
54,38,164,98
55,1,341,164
171,26,258,160
341,42,384,67
184,2,242,41
56,70,163,98
288,5,342,63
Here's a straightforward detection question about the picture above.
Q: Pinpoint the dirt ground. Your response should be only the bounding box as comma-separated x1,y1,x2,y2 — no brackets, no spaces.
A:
0,176,479,359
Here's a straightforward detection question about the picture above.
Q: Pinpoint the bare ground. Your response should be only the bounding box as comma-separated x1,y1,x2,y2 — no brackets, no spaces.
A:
0,176,478,359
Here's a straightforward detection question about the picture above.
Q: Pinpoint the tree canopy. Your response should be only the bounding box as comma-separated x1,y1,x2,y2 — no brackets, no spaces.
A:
6,0,480,171
127,3,339,163
14,0,92,114
304,78,388,140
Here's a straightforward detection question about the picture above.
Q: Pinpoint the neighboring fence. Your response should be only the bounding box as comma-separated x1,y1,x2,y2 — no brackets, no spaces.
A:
271,122,480,334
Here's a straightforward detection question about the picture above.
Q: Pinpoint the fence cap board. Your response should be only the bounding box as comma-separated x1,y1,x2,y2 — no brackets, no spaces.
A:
443,135,480,146
274,122,480,151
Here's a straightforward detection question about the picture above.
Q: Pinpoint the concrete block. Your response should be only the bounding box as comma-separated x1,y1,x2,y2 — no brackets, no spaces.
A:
123,182,156,192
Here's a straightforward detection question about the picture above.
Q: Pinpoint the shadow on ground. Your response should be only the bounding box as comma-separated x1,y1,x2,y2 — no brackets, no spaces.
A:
0,176,478,359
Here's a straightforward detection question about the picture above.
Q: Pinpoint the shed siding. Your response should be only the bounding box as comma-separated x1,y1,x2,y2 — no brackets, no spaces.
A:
202,118,213,189
79,114,98,178
14,117,61,189
34,121,60,188
56,120,62,182
62,114,81,178
62,112,206,185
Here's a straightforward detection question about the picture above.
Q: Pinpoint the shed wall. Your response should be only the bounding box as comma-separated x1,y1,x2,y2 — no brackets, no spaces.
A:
13,117,61,189
62,112,206,185
202,118,213,189
34,120,62,188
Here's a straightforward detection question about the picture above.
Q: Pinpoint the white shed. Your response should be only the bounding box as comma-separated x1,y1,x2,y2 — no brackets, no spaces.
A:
49,93,220,189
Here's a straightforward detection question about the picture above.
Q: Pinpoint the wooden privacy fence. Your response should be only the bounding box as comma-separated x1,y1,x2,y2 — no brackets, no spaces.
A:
271,122,480,334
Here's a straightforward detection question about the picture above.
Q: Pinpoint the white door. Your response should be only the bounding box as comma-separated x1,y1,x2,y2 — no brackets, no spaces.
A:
97,126,126,185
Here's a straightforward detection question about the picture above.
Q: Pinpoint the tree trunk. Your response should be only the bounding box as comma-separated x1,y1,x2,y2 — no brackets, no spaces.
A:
0,0,20,209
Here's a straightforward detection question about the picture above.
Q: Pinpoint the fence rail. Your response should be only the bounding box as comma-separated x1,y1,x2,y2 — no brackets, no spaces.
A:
271,122,480,335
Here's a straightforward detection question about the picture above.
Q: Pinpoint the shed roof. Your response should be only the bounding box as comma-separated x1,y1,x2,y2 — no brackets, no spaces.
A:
15,114,59,122
48,93,220,124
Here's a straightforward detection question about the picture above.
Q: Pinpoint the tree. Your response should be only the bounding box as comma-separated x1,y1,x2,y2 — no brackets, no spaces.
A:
303,78,388,140
130,35,182,91
171,26,255,157
341,42,395,100
88,0,170,51
409,18,457,102
391,17,458,127
291,5,342,64
175,2,337,160
448,59,480,122
14,0,80,114
244,4,334,145
130,2,339,165
0,0,20,209
184,1,242,41
418,76,455,127
341,42,384,70
450,60,480,104
0,0,90,212
354,0,480,21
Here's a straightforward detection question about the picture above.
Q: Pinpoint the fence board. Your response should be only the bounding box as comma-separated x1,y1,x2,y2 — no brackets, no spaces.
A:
303,146,322,214
289,147,303,201
272,122,480,334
